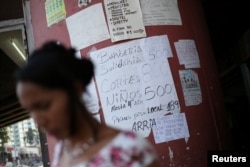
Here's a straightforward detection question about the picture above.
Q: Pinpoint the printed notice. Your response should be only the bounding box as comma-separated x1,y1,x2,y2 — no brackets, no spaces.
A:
152,113,190,144
104,0,146,42
174,39,200,68
179,70,202,106
66,3,110,50
45,0,66,27
90,35,180,137
140,0,182,26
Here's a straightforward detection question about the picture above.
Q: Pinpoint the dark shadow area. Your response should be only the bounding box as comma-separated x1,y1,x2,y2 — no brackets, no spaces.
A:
202,0,250,151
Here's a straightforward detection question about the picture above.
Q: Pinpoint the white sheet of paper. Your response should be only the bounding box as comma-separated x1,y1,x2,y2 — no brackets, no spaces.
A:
174,39,200,68
152,112,190,144
140,0,182,26
66,3,110,50
90,35,180,137
82,78,100,114
93,114,101,122
104,0,146,42
75,50,82,59
140,34,173,58
179,69,202,106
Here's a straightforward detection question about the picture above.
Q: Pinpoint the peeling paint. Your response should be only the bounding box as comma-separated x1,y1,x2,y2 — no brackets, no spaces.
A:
168,146,174,161
185,137,189,143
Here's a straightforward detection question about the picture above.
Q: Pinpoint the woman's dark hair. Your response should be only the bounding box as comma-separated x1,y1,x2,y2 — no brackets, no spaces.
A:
16,41,94,89
16,41,98,137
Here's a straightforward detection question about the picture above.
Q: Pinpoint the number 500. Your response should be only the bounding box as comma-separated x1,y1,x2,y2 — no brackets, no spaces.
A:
144,84,172,100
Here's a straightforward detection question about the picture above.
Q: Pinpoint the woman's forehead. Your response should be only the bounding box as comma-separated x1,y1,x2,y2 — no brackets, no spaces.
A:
17,81,44,93
16,82,61,101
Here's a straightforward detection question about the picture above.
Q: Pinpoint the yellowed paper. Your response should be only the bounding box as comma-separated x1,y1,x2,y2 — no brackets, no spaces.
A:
45,0,66,27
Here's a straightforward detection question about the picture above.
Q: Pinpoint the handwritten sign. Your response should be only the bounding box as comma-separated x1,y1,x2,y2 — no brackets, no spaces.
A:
104,0,146,42
152,113,190,143
174,39,200,68
90,35,180,137
140,0,182,26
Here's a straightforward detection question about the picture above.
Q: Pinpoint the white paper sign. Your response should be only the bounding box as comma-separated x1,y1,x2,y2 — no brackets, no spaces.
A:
174,39,200,68
82,78,99,114
152,112,190,144
179,70,202,106
104,0,146,42
140,0,182,26
90,35,180,137
66,3,110,50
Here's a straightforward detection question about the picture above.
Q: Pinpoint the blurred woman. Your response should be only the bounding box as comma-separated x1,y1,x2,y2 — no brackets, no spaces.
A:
15,41,160,167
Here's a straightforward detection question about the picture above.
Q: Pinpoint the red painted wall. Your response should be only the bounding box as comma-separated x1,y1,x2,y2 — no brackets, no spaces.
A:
29,0,232,166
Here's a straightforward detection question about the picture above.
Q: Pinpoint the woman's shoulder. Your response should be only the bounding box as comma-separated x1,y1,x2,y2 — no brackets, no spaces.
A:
116,131,143,141
104,130,157,155
91,130,158,166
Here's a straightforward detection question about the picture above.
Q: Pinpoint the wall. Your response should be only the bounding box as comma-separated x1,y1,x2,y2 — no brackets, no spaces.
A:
29,0,232,166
